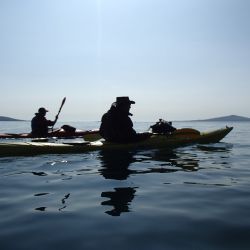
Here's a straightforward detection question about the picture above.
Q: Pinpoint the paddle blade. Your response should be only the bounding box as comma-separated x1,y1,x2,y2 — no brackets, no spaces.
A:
58,97,66,112
62,97,66,106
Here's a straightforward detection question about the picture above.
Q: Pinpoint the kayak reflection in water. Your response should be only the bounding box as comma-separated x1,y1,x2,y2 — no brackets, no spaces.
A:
100,96,151,143
31,107,58,137
98,148,199,216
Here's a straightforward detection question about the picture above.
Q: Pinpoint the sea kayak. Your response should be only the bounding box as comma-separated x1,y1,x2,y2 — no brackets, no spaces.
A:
0,127,233,157
0,129,100,140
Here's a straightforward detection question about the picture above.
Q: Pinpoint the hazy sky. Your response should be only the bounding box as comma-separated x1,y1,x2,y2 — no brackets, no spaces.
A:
1,0,249,121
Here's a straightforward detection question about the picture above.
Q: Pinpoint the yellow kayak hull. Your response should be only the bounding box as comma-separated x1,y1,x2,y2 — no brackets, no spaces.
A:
0,127,233,157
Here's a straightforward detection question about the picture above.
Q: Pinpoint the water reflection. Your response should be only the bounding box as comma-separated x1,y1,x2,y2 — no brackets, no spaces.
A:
35,206,46,211
98,145,232,216
196,143,232,168
59,193,70,211
34,192,49,196
98,150,136,216
99,149,136,180
101,187,137,216
98,148,200,180
34,193,70,212
147,149,199,172
98,148,200,216
32,171,47,176
197,143,233,153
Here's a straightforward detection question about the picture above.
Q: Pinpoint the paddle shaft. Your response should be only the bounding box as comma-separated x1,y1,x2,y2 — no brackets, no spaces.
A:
52,97,66,130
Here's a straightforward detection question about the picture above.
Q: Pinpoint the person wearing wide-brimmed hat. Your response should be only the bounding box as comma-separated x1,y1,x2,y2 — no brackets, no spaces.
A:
100,97,150,143
31,107,58,137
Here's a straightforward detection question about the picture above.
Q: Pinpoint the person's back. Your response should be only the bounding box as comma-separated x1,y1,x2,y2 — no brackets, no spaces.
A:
100,97,150,143
31,107,56,137
100,104,137,142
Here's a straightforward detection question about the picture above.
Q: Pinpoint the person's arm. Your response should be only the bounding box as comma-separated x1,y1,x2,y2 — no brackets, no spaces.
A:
46,116,58,127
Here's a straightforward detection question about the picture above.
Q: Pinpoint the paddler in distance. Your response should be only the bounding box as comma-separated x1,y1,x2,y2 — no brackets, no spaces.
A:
100,96,151,143
31,107,58,137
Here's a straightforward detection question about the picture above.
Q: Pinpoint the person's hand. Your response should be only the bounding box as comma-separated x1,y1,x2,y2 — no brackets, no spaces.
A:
137,132,152,140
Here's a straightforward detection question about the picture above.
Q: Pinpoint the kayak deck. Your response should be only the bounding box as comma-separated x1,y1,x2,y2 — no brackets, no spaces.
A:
0,127,233,157
0,129,100,139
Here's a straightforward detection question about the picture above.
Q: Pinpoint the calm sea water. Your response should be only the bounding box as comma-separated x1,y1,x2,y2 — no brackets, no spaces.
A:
0,121,250,250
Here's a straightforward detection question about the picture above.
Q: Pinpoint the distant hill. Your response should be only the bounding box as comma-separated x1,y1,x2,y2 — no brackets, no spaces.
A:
0,116,25,121
194,115,250,122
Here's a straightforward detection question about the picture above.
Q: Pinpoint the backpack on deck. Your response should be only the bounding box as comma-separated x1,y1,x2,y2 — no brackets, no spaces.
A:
150,119,176,134
61,125,76,133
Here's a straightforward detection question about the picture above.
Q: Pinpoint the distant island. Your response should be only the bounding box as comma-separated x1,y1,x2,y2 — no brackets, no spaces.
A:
0,116,25,121
192,115,250,122
1,114,250,122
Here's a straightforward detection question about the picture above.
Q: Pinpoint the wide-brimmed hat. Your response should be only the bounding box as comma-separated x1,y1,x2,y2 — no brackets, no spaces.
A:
115,96,135,105
38,107,48,113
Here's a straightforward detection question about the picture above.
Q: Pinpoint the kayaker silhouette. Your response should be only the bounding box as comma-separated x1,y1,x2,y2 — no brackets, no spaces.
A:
31,98,66,138
31,107,58,138
100,96,151,143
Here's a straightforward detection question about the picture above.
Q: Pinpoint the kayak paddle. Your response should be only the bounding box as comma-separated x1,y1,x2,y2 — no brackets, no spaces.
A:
52,97,66,131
